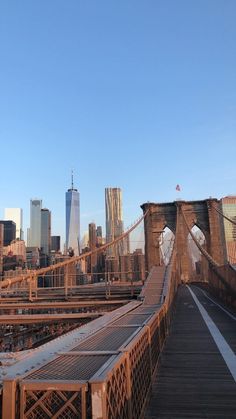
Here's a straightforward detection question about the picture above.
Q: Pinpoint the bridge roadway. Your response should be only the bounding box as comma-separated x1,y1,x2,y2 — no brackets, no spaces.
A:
145,284,236,418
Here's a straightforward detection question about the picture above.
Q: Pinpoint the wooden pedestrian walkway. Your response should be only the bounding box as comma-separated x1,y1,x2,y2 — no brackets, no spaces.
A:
145,284,236,418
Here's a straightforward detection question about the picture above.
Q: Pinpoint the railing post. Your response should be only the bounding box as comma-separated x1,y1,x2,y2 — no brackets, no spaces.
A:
145,324,153,375
124,352,132,418
64,265,68,298
131,272,134,297
164,304,169,336
91,382,107,419
81,386,87,419
2,379,16,419
105,272,109,299
28,273,37,302
33,273,37,300
28,276,32,302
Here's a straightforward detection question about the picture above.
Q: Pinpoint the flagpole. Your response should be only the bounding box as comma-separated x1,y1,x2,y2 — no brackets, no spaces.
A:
175,184,181,201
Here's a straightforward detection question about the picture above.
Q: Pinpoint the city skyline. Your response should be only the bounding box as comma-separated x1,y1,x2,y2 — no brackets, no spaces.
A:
1,1,236,244
2,188,236,250
0,2,235,413
0,184,134,249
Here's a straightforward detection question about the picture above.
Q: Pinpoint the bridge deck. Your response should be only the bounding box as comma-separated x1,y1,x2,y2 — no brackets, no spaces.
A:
145,284,236,418
1,266,166,418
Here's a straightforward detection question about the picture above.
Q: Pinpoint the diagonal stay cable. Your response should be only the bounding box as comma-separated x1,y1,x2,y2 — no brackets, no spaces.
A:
179,205,219,267
211,203,236,226
0,209,150,289
181,206,235,294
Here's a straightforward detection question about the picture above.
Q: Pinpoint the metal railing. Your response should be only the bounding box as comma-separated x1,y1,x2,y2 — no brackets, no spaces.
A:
208,264,236,309
88,255,178,418
20,380,88,419
1,248,178,418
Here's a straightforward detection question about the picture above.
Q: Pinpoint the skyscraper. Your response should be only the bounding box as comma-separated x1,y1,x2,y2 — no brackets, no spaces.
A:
4,208,23,240
66,174,80,256
29,199,42,248
105,188,124,243
51,236,61,252
27,228,31,247
89,222,97,281
0,221,16,246
221,196,236,264
41,208,51,256
105,187,125,259
96,226,103,246
89,222,97,250
132,248,145,282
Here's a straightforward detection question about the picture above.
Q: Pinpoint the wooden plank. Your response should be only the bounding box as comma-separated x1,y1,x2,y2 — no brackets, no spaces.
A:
145,285,236,418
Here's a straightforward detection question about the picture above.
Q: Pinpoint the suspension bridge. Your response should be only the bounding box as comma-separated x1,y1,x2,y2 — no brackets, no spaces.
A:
0,198,235,418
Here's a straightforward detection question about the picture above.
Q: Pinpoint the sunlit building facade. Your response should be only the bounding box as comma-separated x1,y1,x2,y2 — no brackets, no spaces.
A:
4,208,23,240
96,226,103,246
132,248,145,282
105,188,124,244
221,196,236,264
3,239,26,262
105,187,130,266
119,254,132,281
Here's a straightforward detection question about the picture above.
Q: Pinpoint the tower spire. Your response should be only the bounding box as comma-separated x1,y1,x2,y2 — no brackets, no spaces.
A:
71,170,74,190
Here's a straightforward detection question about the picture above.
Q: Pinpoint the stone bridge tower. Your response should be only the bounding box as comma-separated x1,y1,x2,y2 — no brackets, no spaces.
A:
141,199,227,282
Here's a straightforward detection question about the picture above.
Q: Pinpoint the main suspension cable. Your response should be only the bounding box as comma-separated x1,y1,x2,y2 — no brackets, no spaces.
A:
211,203,236,226
179,205,219,267
0,209,150,289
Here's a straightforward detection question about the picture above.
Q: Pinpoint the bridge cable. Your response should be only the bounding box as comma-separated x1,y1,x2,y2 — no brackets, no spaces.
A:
0,209,150,289
211,203,236,264
178,205,235,295
179,205,219,267
160,235,175,265
211,204,236,226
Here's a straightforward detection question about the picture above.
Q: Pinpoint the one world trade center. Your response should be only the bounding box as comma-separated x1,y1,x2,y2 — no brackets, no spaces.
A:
65,173,80,256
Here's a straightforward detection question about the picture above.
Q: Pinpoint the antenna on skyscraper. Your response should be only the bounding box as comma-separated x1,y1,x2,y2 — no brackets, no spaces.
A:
71,169,74,190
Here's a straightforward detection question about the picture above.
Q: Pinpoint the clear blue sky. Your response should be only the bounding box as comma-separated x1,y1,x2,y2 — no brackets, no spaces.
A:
0,0,236,244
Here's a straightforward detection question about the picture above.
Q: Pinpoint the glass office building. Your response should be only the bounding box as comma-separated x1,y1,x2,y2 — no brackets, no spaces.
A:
41,208,51,256
29,199,42,248
0,220,16,246
51,236,61,252
66,184,80,256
